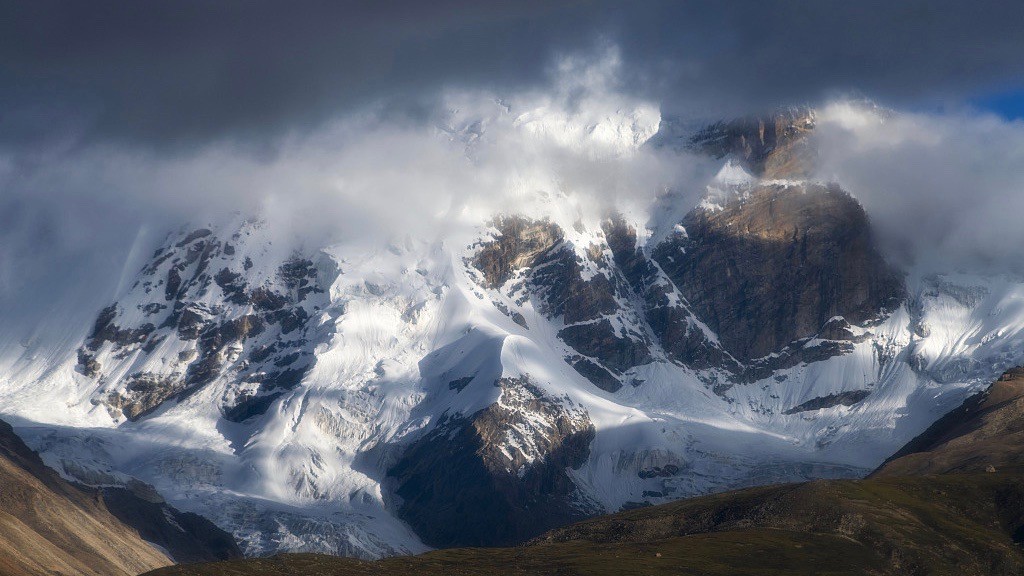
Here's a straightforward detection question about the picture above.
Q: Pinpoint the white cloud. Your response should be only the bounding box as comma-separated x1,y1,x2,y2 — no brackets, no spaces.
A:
0,48,709,333
8,47,1022,347
814,101,1024,274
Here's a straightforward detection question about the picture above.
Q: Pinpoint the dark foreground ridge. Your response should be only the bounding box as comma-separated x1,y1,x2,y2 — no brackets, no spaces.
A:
144,368,1024,576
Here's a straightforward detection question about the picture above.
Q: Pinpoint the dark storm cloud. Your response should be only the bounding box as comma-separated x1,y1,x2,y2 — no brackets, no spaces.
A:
3,0,1024,151
0,0,592,149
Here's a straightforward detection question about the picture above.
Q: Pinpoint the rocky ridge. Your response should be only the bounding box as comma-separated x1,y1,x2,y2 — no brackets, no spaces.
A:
76,219,337,428
388,376,595,547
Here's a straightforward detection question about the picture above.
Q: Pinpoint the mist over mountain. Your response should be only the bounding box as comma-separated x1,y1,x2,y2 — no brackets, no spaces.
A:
3,50,1023,350
1,2,1023,574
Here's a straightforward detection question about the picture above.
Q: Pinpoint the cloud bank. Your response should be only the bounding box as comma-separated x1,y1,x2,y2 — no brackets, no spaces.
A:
814,103,1024,275
3,0,1024,152
2,7,1024,346
0,49,710,336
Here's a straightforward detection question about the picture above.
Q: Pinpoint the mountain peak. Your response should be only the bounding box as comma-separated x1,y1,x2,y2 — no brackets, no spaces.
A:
689,106,816,179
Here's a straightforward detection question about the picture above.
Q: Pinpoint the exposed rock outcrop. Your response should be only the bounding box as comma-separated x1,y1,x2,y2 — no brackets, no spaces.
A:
783,390,871,415
471,178,904,392
389,377,596,547
472,217,563,288
603,216,738,372
77,222,338,423
558,320,650,374
473,217,652,392
688,107,816,179
654,183,904,362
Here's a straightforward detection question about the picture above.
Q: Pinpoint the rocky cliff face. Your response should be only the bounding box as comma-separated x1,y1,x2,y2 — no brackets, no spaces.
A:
689,107,816,179
388,377,595,547
602,215,739,373
654,182,905,362
471,185,902,385
474,216,653,392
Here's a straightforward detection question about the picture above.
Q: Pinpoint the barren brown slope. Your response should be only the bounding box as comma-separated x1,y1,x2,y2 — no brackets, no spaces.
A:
874,367,1024,477
0,419,171,576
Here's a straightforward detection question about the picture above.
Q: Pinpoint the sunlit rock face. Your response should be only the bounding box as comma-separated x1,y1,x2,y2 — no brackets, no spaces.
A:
389,376,595,547
654,182,905,362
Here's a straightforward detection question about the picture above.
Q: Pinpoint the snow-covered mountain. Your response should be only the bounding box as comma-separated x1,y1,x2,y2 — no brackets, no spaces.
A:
1,105,1023,558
